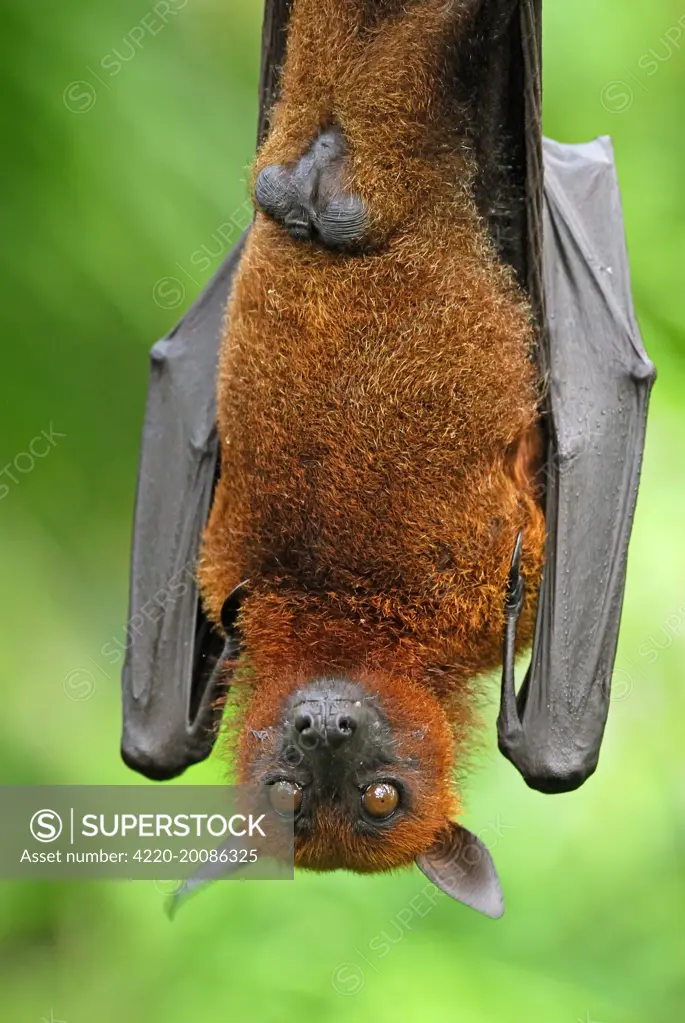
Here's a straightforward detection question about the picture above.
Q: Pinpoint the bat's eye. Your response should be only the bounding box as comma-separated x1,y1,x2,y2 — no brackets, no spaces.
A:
362,782,399,819
268,780,302,816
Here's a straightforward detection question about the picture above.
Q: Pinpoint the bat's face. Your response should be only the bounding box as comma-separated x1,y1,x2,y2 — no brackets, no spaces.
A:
234,669,504,915
238,675,451,871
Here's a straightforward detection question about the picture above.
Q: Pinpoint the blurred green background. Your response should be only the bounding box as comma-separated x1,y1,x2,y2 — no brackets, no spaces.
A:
1,0,684,1020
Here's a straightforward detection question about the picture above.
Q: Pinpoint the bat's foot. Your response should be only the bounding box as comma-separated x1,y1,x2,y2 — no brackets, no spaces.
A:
254,124,369,252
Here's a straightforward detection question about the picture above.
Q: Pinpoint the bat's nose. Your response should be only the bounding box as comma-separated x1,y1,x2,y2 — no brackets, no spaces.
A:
293,701,359,748
285,680,376,750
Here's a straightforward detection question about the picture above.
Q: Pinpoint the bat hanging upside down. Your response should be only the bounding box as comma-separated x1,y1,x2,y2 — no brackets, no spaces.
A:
121,0,653,918
197,0,546,916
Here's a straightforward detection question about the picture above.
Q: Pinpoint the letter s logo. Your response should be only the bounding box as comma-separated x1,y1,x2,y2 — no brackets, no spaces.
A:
30,809,63,843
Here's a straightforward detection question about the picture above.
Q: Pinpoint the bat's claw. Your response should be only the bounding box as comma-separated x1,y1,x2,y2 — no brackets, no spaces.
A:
498,532,525,739
505,531,525,617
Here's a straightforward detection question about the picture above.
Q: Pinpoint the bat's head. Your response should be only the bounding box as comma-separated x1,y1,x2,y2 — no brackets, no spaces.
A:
234,668,503,917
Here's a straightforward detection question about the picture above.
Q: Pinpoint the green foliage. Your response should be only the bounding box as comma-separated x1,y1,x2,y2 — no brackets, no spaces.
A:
1,1,684,1020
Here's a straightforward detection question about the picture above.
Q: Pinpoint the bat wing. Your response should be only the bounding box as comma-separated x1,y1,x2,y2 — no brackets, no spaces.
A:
120,0,290,780
121,236,247,779
470,0,544,310
497,136,656,792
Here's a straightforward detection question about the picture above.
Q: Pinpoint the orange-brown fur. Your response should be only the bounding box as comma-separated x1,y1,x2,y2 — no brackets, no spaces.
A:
199,0,545,869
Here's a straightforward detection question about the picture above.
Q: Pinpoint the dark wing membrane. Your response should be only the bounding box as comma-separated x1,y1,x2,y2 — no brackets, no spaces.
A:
121,0,293,780
121,236,247,780
498,137,656,792
257,0,292,146
468,0,543,306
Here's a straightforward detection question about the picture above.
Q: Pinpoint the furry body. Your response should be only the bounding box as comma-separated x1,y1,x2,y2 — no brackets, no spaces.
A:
199,0,545,870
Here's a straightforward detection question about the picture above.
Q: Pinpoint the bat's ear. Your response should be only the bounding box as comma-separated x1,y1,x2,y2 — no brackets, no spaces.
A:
415,821,504,918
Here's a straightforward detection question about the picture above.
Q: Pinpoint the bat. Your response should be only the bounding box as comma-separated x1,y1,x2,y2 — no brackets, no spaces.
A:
121,0,654,917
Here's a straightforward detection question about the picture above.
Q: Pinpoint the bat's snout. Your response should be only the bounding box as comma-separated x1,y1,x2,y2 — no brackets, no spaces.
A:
283,680,384,754
291,700,359,749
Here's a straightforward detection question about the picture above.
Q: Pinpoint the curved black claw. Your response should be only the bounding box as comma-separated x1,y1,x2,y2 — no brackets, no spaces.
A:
498,531,525,737
505,531,525,617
